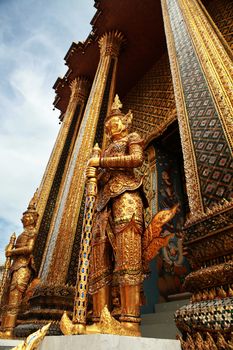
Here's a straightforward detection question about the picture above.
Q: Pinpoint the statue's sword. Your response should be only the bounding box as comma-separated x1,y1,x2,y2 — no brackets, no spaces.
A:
0,232,16,306
72,144,101,329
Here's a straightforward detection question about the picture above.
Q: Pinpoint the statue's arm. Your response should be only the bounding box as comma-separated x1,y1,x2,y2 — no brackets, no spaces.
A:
100,133,144,168
7,237,35,257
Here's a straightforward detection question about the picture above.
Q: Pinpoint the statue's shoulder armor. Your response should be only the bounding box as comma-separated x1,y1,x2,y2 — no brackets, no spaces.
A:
15,231,29,244
127,132,144,146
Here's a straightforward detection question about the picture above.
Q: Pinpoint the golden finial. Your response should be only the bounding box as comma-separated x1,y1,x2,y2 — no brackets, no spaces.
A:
218,286,227,298
10,232,16,244
112,95,122,111
28,188,39,210
92,143,101,156
202,290,208,301
228,285,233,297
209,288,216,300
5,232,16,252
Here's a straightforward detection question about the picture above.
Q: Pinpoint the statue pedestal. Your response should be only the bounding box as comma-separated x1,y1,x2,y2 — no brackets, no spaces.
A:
0,334,181,350
41,334,182,350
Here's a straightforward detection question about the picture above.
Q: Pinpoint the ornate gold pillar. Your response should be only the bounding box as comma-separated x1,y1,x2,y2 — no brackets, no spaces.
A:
39,31,125,285
161,0,233,345
161,0,233,221
33,78,90,272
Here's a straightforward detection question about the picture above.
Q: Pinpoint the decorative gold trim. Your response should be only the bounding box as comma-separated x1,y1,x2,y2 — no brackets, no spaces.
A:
161,0,205,218
185,198,233,226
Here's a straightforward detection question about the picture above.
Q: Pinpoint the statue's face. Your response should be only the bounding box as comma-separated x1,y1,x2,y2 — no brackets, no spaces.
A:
22,213,35,227
106,116,125,138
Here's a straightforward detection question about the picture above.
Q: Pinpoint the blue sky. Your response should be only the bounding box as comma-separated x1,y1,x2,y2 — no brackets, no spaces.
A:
0,0,95,264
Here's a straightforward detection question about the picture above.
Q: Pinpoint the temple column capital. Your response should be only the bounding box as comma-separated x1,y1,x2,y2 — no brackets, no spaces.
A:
98,31,125,58
69,77,91,104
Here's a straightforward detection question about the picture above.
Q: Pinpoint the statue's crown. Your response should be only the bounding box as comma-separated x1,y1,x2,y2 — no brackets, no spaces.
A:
105,94,124,122
23,189,39,216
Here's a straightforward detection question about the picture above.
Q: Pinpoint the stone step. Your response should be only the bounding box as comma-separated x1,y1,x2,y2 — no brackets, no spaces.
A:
142,310,175,324
141,322,180,340
140,299,189,339
154,299,188,313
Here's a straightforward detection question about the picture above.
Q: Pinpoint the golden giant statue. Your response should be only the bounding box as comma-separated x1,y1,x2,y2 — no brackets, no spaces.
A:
87,96,146,335
0,197,39,338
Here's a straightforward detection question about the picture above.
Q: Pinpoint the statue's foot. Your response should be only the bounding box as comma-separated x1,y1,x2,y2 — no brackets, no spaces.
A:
60,311,86,335
0,330,13,339
99,306,141,337
85,323,101,334
121,322,141,337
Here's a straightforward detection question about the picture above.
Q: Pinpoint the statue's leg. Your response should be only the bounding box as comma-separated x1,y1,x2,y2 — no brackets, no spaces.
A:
116,226,142,335
92,285,111,322
89,211,113,324
112,191,144,335
0,267,30,337
119,284,141,334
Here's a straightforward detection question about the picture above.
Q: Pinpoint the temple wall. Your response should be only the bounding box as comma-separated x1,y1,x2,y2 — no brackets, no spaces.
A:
207,0,233,49
123,53,176,145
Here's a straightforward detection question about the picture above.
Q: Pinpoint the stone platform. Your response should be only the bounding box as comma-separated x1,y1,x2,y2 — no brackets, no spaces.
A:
0,334,181,350
141,299,188,339
0,338,20,350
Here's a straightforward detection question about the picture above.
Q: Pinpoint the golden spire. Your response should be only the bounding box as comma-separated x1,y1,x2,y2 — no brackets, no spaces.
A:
111,94,122,110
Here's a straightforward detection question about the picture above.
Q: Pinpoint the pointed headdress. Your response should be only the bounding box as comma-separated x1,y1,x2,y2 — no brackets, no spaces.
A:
105,95,133,124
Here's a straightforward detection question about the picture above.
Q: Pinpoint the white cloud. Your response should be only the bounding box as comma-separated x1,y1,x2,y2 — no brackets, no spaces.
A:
0,0,95,264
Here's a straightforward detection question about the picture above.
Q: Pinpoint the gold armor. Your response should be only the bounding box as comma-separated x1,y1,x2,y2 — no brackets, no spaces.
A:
0,200,38,338
88,98,146,333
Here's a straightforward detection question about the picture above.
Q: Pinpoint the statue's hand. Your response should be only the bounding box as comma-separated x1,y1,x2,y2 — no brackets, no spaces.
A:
5,249,12,258
88,156,100,167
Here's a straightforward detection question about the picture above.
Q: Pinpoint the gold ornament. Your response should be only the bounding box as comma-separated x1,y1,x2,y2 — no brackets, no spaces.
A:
11,323,50,350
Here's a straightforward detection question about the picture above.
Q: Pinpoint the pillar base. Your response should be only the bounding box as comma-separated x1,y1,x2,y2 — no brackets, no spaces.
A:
175,207,233,348
14,284,74,337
